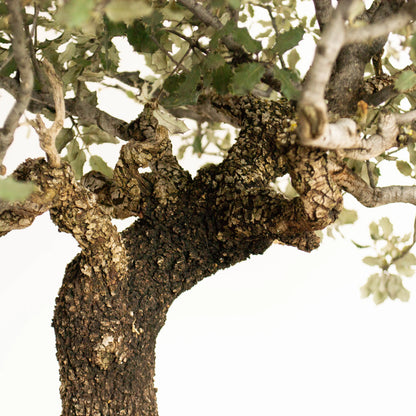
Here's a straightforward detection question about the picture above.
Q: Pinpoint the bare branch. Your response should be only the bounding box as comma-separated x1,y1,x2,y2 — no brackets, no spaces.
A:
345,3,416,45
300,107,416,160
312,0,334,30
297,1,348,140
29,60,63,168
0,0,34,172
329,157,416,207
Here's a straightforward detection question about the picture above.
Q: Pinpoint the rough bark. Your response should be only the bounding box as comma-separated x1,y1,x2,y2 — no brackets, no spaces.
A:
39,94,344,415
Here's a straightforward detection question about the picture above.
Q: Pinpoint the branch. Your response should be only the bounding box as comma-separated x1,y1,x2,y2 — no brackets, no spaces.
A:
298,0,409,143
0,0,34,173
297,1,352,140
29,60,63,168
312,0,334,30
300,108,416,160
345,3,416,45
329,157,416,207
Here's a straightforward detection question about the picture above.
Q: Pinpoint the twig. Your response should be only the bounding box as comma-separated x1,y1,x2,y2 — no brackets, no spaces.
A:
0,0,34,174
29,59,63,168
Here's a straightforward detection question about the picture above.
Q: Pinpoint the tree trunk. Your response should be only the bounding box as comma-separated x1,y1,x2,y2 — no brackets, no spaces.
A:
35,95,341,415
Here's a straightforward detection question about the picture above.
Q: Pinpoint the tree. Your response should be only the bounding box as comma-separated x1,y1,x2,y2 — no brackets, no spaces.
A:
2,0,416,414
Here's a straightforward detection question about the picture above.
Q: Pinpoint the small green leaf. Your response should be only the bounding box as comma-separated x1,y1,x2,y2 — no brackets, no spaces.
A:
287,49,300,69
373,289,388,305
212,64,233,95
127,21,160,54
369,221,380,240
231,63,265,95
105,0,153,23
397,287,410,301
55,128,75,153
395,70,416,92
337,208,358,225
227,0,241,9
204,53,226,70
82,125,118,146
89,155,114,179
230,25,262,53
66,139,80,161
70,150,86,180
162,67,201,107
193,135,203,155
396,160,413,176
0,177,35,202
379,217,393,238
274,26,305,55
273,68,300,100
153,108,189,134
362,256,384,267
57,0,94,28
58,42,77,65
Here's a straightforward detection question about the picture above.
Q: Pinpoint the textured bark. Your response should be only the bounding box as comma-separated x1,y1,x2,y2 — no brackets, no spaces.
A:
46,94,345,415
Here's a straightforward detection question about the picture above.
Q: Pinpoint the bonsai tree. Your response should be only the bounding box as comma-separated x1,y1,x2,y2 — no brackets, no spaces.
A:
2,0,416,414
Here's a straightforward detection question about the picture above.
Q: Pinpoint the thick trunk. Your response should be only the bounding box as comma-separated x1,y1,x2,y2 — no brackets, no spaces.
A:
21,95,342,415
53,255,161,416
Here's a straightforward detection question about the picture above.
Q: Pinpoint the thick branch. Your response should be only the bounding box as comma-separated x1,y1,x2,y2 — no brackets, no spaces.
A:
0,0,34,172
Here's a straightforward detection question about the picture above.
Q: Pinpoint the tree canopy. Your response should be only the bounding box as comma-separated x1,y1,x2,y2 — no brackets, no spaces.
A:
2,0,416,414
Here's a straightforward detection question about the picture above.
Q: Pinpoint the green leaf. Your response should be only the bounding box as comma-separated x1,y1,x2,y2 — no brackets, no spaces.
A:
287,49,300,69
193,134,203,155
395,70,416,92
57,0,94,27
82,125,119,146
70,150,86,180
127,21,160,54
229,25,262,53
369,221,380,240
0,177,35,202
153,107,189,134
105,0,153,23
379,217,393,238
58,42,77,65
204,53,226,70
55,128,75,153
162,66,201,107
362,256,385,267
337,208,358,225
212,64,233,95
396,160,413,176
274,26,304,55
273,68,300,100
66,139,80,161
89,155,114,179
227,0,241,9
231,63,265,95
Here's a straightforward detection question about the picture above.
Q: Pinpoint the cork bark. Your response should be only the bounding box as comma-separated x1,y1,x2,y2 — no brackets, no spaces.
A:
44,95,344,415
